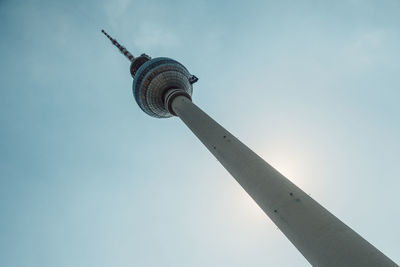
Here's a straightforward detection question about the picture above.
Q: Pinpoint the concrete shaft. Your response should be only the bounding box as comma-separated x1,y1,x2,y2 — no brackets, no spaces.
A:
171,95,397,267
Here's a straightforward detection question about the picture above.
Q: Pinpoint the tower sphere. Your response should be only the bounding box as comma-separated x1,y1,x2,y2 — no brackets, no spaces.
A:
132,57,197,118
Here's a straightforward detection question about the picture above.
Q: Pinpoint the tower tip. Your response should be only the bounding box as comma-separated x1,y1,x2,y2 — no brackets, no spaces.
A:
101,29,135,62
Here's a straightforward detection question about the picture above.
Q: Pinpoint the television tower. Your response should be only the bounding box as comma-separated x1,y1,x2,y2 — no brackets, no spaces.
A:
101,30,398,267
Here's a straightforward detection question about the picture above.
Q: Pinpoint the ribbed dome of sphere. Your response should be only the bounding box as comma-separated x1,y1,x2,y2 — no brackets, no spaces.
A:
132,57,194,118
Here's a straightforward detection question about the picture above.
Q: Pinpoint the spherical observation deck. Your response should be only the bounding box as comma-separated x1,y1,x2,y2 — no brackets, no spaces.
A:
131,57,198,118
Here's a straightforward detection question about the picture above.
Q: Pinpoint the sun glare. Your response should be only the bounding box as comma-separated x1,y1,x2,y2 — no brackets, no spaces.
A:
258,140,317,194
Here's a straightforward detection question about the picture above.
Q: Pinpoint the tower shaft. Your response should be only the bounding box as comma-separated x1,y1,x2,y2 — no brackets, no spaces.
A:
170,95,397,267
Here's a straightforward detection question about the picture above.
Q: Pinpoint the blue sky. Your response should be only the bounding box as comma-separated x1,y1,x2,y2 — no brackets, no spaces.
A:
1,0,399,266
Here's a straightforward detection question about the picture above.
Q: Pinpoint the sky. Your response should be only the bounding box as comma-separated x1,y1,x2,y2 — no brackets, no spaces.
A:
0,0,399,266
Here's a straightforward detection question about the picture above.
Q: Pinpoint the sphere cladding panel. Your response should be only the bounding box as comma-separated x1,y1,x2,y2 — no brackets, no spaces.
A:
132,57,194,118
146,71,192,118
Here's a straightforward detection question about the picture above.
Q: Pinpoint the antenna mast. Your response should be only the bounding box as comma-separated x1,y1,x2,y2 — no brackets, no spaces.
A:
101,29,135,62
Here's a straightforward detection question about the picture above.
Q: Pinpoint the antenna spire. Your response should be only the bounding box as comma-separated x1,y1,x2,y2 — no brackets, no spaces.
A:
101,29,134,62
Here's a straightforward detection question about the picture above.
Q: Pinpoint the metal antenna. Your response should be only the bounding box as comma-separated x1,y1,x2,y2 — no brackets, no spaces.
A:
101,29,134,61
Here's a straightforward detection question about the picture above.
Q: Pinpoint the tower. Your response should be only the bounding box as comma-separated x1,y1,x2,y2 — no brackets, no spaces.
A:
102,30,398,267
